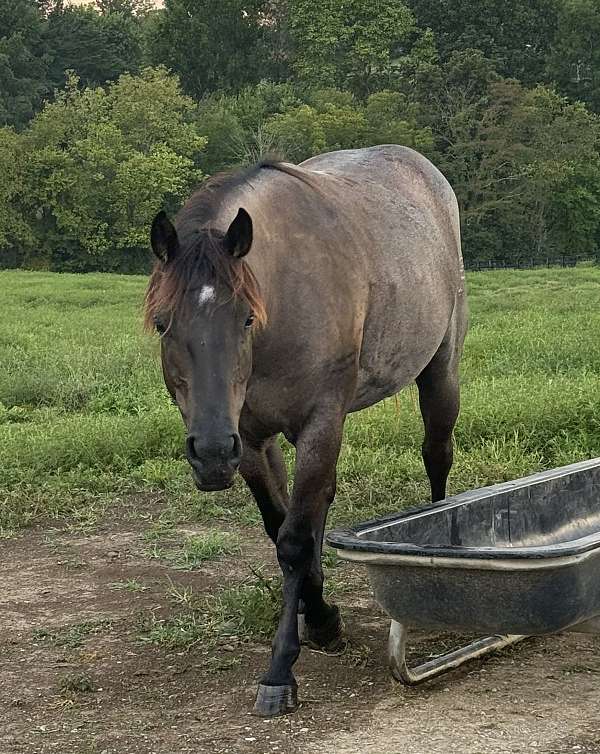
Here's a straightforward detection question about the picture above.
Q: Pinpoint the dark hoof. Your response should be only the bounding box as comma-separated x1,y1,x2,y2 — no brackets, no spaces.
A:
253,683,298,717
304,605,345,653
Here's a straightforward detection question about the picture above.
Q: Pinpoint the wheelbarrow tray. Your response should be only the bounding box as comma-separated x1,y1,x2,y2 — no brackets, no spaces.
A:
327,458,600,637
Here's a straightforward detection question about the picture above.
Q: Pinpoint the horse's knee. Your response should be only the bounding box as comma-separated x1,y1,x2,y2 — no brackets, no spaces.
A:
276,527,315,575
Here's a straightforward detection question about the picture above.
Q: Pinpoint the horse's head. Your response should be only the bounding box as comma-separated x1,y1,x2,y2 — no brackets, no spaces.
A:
145,207,266,492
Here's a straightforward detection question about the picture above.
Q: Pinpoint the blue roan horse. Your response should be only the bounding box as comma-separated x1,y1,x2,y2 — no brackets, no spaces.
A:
144,145,468,716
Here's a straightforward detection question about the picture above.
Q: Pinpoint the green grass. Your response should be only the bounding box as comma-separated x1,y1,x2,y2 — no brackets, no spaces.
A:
2,267,600,534
139,572,281,649
147,531,241,569
33,619,113,649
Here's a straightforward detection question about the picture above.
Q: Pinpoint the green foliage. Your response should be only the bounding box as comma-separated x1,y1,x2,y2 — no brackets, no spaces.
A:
264,90,433,162
34,620,113,649
95,0,156,15
405,0,560,84
400,50,600,261
545,0,600,114
196,82,303,169
147,0,275,99
195,98,247,175
0,0,149,129
265,104,328,162
21,67,206,271
0,0,48,128
364,90,433,151
44,5,143,91
3,0,600,268
140,573,281,648
287,0,416,95
0,127,32,259
198,84,432,168
149,532,241,569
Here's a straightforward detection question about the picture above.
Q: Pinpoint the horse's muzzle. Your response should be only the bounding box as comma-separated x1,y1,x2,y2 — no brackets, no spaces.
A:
194,476,235,492
186,431,242,492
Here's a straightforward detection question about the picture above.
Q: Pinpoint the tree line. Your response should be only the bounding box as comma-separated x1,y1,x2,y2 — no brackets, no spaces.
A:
1,0,600,272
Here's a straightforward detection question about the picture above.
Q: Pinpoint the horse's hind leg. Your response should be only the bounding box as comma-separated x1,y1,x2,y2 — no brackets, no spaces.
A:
239,435,288,544
416,331,462,503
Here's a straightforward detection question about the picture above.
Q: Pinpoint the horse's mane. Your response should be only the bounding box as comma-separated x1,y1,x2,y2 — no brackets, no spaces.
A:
144,160,312,333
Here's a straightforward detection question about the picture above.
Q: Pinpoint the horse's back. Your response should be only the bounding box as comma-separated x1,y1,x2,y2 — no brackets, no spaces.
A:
301,144,460,241
300,146,465,409
300,145,463,302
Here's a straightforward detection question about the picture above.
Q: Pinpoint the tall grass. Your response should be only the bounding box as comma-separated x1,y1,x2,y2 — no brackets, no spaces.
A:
2,267,600,533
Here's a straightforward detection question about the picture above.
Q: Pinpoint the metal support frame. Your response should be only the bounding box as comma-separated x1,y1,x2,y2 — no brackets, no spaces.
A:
388,620,527,686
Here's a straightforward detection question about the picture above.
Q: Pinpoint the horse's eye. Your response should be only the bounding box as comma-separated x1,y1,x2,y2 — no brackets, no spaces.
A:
245,314,255,328
153,315,166,335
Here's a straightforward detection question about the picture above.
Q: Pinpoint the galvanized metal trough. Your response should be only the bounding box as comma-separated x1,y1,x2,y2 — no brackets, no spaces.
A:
326,458,600,685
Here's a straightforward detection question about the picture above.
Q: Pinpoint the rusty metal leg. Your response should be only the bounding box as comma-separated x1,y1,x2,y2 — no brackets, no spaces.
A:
388,620,527,685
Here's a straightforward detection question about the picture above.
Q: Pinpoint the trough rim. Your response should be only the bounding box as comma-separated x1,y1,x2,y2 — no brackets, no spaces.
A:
326,457,600,563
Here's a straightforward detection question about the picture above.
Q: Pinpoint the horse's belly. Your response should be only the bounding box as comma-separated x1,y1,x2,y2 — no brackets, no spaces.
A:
350,344,435,412
350,372,414,412
350,286,454,413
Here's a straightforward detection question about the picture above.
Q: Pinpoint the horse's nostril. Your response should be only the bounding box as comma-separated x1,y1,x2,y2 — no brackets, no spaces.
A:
186,434,201,463
231,433,242,465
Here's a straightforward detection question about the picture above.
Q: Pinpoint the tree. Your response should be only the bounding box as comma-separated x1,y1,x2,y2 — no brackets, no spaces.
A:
423,70,600,261
502,85,600,257
147,0,274,99
545,0,600,113
265,105,327,162
364,90,433,152
0,0,49,128
263,87,432,162
405,0,559,85
44,4,143,91
0,128,32,265
95,0,155,15
287,0,416,96
195,83,304,171
23,68,207,271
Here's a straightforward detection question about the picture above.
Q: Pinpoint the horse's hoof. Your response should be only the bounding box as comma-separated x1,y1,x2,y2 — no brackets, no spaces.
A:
304,605,345,653
252,683,298,717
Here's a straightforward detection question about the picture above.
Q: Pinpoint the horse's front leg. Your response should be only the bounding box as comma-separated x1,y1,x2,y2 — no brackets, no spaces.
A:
253,414,344,717
239,435,289,545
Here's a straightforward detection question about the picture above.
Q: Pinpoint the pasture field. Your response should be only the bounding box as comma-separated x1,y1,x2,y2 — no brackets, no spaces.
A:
2,267,600,754
4,266,600,535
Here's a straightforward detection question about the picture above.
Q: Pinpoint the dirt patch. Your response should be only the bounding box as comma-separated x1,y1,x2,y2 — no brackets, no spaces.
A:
1,509,600,754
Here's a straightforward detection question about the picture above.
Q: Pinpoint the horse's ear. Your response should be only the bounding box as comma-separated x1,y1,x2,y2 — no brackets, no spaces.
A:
224,208,253,258
151,211,179,263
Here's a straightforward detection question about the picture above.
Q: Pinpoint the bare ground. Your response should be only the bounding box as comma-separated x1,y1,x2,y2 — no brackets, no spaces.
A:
2,501,600,754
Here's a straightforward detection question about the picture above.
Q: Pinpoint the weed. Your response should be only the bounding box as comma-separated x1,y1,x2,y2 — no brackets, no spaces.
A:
202,655,242,673
33,620,113,649
165,579,196,606
59,672,96,693
147,532,241,570
138,571,281,649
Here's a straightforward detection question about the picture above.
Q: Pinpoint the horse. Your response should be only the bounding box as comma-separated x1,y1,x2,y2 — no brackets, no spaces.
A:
144,145,468,717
